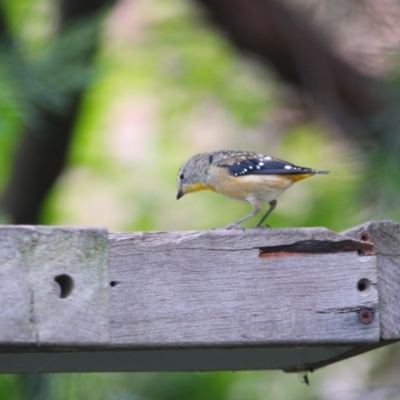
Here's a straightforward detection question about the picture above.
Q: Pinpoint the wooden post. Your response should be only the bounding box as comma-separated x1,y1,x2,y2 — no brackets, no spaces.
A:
0,221,399,373
0,226,109,346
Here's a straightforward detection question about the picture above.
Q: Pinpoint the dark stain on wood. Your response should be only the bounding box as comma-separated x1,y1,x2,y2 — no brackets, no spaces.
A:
259,239,374,258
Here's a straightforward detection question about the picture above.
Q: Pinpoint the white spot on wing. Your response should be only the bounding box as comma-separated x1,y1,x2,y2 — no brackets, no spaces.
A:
284,165,292,170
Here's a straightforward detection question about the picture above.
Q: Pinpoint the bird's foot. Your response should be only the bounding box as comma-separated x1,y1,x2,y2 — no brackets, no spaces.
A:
224,223,245,231
253,224,271,229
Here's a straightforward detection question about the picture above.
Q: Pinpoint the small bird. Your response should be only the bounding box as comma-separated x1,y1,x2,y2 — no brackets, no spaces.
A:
176,150,329,229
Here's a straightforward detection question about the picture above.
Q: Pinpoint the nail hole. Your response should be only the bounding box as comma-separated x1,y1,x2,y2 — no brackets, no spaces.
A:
357,279,370,292
360,232,371,242
54,274,73,298
110,281,119,287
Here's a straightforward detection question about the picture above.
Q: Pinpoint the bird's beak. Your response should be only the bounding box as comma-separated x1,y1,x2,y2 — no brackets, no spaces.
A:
176,189,184,200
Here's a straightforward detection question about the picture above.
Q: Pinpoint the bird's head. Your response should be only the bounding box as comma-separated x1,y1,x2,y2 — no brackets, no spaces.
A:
176,153,216,200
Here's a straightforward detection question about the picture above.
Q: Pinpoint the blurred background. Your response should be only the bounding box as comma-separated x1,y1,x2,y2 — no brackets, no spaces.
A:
1,0,400,399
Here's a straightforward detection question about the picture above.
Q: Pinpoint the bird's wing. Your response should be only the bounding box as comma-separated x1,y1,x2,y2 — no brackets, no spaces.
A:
212,151,328,176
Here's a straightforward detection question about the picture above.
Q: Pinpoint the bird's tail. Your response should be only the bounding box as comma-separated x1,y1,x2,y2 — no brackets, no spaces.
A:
289,170,329,182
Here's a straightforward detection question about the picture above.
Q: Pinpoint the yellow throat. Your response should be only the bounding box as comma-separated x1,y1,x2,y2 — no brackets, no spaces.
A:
184,182,216,194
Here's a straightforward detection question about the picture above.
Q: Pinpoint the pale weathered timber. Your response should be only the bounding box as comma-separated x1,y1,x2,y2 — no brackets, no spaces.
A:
344,220,400,340
0,226,109,345
109,227,379,346
1,222,400,374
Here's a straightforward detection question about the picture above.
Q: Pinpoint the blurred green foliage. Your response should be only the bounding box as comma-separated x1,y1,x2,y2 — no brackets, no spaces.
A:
1,0,400,399
42,0,364,233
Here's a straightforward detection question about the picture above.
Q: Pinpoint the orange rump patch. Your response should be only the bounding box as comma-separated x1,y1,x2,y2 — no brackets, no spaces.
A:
284,173,314,182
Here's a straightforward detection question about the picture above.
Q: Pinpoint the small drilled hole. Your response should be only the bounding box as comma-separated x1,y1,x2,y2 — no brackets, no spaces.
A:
54,274,73,298
110,281,119,287
357,279,370,292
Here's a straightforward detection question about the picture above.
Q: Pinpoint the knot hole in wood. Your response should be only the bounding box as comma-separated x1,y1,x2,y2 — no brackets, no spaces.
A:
54,274,74,299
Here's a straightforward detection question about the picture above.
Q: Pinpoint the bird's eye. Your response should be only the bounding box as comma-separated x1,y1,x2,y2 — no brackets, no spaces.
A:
180,174,184,180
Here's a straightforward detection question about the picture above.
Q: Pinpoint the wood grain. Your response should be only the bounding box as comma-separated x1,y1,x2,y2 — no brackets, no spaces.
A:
1,223,397,373
109,227,379,346
0,226,110,345
344,220,400,340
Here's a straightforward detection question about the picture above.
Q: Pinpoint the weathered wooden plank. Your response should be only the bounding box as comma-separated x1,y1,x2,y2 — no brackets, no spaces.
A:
1,223,398,374
0,226,110,345
0,227,32,343
344,220,400,340
109,228,379,346
111,227,374,251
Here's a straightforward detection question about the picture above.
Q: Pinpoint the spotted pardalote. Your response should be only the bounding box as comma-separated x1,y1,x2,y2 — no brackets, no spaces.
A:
176,150,329,229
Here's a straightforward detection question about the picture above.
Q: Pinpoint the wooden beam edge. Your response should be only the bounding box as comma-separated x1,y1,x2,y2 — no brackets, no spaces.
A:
343,220,400,340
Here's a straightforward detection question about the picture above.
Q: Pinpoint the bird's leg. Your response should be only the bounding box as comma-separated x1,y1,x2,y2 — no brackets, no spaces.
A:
225,204,260,230
255,199,277,228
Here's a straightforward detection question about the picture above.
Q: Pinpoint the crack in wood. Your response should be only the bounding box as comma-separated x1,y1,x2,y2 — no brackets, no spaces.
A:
29,289,39,345
259,239,374,257
315,306,378,315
